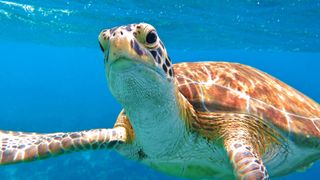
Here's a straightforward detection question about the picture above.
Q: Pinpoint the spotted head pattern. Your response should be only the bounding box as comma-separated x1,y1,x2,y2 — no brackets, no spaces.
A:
98,23,174,80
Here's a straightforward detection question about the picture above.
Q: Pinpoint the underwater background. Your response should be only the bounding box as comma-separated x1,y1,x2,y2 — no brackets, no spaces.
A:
0,0,319,179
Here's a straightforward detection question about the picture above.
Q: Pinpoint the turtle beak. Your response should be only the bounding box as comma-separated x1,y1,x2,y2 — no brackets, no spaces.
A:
99,41,104,52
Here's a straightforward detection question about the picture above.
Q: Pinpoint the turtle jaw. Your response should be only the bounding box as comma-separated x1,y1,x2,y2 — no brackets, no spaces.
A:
105,50,167,102
107,57,167,105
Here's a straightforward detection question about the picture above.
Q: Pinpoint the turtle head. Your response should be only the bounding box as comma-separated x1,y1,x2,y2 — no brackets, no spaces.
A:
98,23,173,79
98,23,174,106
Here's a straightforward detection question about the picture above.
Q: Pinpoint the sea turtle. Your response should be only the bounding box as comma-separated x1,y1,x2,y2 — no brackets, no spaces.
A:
1,23,320,180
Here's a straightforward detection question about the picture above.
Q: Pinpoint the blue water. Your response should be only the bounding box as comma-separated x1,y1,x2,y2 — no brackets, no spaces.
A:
0,1,319,179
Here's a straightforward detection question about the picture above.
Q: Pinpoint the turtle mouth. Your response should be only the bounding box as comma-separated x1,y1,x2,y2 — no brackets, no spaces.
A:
103,44,110,64
109,58,137,72
99,41,105,52
108,57,164,80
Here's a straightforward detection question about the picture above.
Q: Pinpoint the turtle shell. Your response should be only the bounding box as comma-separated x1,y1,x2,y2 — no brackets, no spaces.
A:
174,62,320,137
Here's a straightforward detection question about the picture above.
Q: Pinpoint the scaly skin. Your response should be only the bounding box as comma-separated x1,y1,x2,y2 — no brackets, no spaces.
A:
0,128,127,164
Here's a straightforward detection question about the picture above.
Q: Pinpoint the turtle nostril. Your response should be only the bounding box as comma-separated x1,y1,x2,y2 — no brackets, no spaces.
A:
99,41,104,52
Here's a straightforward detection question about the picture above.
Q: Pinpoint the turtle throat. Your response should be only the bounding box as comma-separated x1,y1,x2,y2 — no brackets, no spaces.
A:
107,61,186,155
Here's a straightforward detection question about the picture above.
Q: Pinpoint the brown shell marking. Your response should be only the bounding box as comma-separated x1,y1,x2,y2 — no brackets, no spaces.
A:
174,62,320,137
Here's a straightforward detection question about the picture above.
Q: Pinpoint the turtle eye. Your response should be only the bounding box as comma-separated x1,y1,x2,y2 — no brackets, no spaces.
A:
146,30,157,44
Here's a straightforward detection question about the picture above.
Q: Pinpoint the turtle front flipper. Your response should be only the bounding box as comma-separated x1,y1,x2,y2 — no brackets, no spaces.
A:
193,112,283,179
224,135,269,180
220,113,279,179
0,127,128,165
